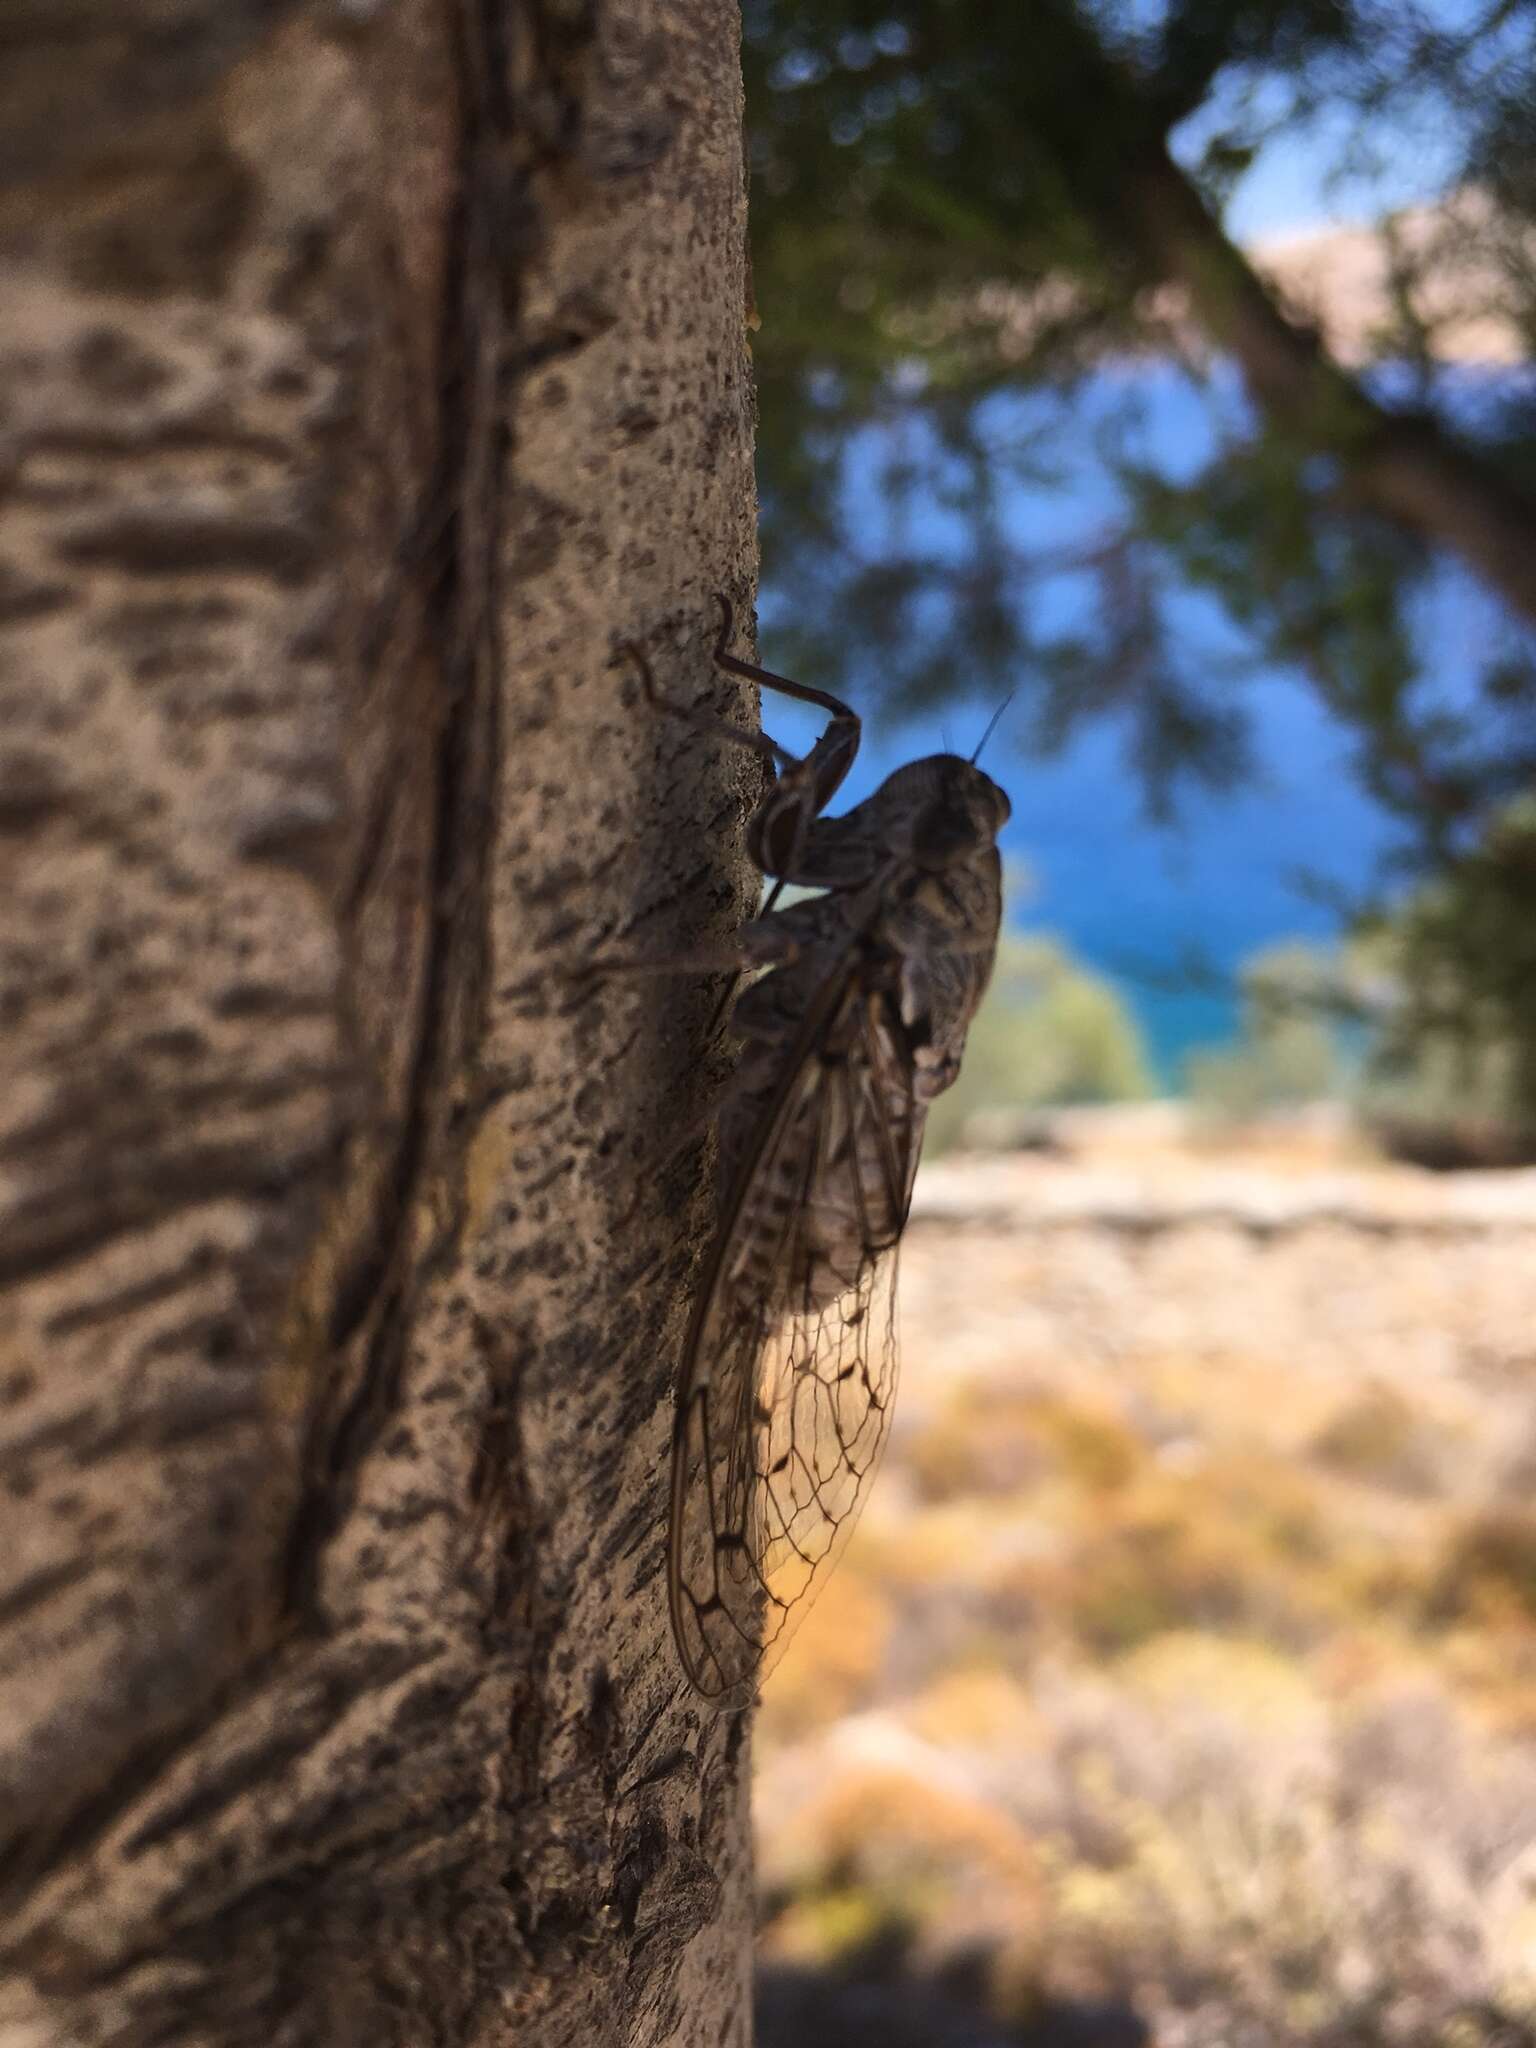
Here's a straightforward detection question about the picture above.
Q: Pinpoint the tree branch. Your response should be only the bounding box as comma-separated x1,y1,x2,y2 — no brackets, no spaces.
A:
999,0,1536,633
1119,137,1536,631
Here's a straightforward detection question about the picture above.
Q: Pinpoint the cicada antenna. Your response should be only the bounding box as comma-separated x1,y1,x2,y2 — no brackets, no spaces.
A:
970,689,1017,765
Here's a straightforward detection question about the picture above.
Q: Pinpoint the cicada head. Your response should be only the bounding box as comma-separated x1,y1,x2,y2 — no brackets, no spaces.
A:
878,755,1011,873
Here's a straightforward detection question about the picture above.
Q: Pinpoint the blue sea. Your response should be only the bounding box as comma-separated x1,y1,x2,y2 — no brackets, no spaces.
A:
758,366,1512,1086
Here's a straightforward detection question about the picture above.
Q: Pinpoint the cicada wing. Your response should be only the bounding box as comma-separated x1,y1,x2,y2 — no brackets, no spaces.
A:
667,983,923,1706
746,1241,902,1676
668,1289,773,1707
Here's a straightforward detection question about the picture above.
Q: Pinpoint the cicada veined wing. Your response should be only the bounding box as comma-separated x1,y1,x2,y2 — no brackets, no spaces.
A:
667,969,920,1706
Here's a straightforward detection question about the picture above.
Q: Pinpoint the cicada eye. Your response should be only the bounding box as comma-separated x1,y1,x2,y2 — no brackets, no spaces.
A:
912,798,979,869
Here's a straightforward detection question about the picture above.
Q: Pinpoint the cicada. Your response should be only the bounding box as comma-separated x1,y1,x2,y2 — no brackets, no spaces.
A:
625,599,1010,1707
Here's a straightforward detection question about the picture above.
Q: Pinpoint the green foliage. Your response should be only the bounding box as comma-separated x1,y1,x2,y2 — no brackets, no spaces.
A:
924,932,1155,1153
745,0,1536,715
1185,938,1351,1117
1351,798,1536,1156
741,0,1536,1110
1183,858,1536,1154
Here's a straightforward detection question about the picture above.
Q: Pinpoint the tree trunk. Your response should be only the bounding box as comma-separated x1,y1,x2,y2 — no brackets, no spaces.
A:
0,4,759,2044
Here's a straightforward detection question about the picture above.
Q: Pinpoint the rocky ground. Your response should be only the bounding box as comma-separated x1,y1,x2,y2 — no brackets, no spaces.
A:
755,1110,1536,2048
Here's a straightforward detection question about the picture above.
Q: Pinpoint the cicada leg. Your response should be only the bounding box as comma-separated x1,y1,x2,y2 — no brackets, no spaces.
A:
709,595,862,886
619,632,796,772
619,598,864,891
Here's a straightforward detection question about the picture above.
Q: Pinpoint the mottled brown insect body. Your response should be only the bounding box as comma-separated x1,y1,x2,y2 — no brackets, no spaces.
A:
632,602,1010,1707
721,766,1006,1314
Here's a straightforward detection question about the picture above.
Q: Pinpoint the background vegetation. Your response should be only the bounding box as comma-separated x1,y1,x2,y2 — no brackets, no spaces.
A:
743,8,1536,2042
742,0,1536,1142
756,1139,1536,2047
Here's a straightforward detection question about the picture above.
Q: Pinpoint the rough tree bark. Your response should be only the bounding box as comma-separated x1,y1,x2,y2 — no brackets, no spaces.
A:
0,3,760,2043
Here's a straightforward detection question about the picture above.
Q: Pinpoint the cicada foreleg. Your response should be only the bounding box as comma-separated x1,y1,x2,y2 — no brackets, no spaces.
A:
620,630,799,776
710,595,861,892
619,599,863,892
617,602,860,1053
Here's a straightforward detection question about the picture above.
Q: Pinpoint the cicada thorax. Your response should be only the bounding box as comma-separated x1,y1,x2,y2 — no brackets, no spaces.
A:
713,828,1005,1339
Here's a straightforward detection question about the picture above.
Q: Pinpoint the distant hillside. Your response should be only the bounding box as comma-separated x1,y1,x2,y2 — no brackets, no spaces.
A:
1250,188,1533,367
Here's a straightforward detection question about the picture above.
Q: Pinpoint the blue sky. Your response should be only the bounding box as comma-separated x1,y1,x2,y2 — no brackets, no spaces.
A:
1166,0,1508,240
1199,101,1460,241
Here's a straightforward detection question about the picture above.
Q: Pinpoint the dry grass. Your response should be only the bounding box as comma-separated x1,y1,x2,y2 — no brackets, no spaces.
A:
755,1130,1536,2047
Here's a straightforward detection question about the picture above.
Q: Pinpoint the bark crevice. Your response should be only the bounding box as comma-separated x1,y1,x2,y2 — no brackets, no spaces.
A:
281,0,526,1623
